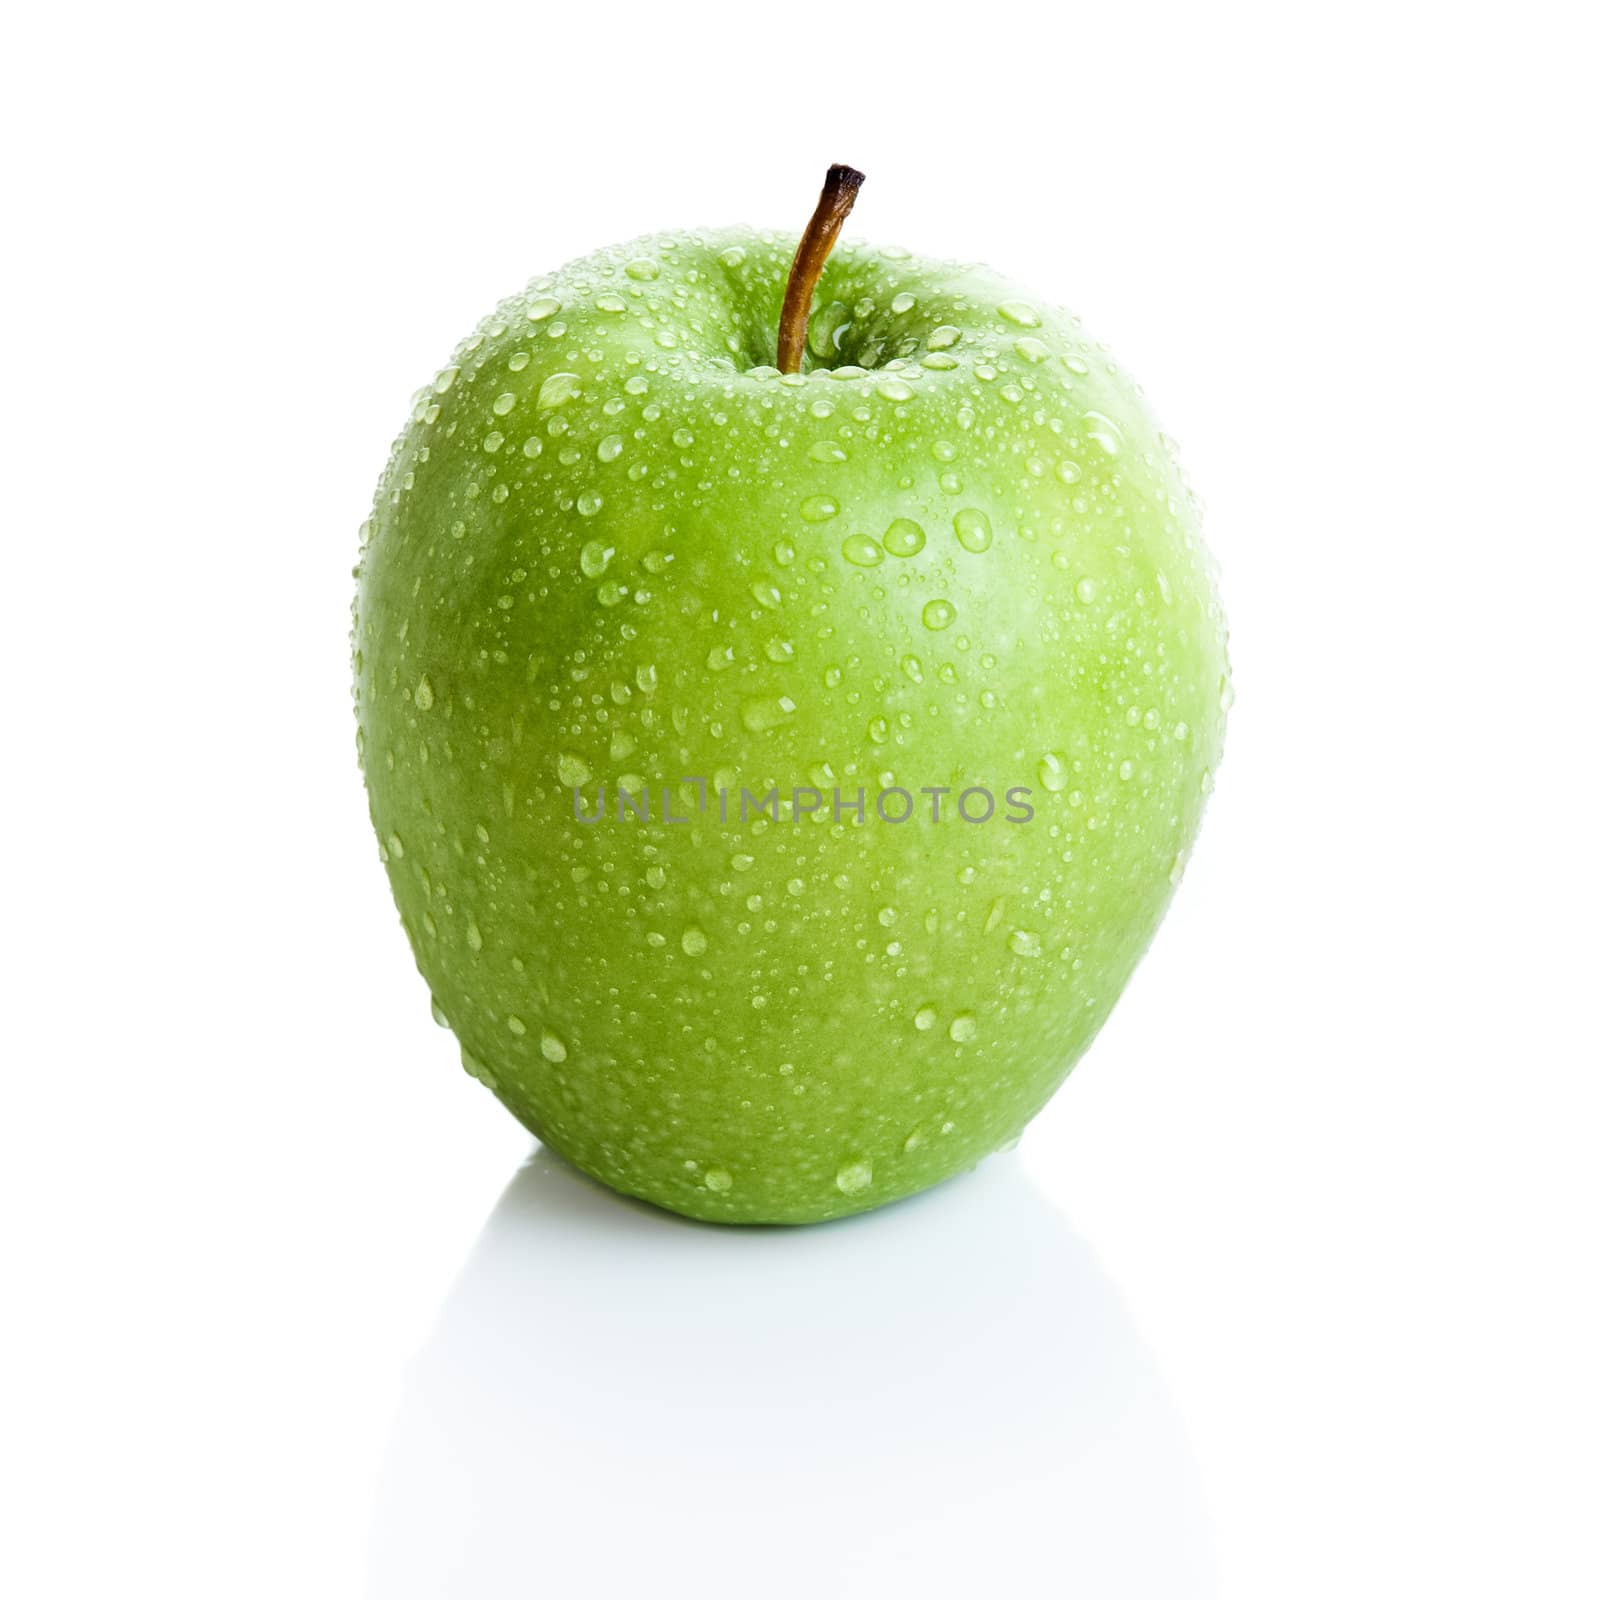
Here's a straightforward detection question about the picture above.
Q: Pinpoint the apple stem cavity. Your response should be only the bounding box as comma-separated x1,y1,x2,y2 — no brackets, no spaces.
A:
777,163,865,374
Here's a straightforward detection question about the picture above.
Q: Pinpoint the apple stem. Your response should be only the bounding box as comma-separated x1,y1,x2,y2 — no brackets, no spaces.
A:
777,164,865,374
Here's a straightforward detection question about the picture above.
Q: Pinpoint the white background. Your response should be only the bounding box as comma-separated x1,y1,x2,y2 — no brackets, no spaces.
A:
4,2,1596,1595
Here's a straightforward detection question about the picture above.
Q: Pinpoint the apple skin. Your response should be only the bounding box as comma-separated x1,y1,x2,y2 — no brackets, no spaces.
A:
354,227,1228,1223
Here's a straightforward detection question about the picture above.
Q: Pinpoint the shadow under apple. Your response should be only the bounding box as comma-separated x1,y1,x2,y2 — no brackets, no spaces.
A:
366,1148,1214,1598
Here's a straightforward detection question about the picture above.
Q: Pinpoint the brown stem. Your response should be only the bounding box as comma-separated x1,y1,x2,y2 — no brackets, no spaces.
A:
777,164,865,373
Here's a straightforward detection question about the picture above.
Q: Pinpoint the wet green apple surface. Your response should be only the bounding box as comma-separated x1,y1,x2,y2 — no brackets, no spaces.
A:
354,218,1228,1223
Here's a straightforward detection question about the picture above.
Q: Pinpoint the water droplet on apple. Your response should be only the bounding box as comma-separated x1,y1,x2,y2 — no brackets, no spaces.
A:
507,1015,527,1037
705,1167,733,1192
557,752,592,786
751,580,782,609
997,300,1041,328
537,371,581,409
842,534,884,567
576,491,603,517
461,1048,497,1089
1083,411,1123,455
927,325,962,351
681,926,708,956
948,1013,978,1043
1008,929,1042,958
540,1030,567,1063
526,296,560,321
921,598,956,631
624,257,659,280
835,1158,873,1194
883,518,925,557
1037,753,1069,792
740,695,796,733
597,434,624,462
580,540,613,577
1013,336,1048,363
413,676,435,710
953,507,993,553
799,494,839,522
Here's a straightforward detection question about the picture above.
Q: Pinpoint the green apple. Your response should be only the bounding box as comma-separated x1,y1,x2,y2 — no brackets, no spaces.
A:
354,173,1228,1223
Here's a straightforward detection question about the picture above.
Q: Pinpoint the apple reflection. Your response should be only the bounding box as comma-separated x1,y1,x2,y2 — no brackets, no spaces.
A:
367,1149,1213,1597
